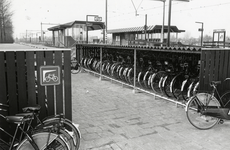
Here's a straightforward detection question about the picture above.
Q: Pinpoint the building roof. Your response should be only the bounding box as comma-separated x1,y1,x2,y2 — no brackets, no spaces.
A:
107,25,185,34
48,20,105,31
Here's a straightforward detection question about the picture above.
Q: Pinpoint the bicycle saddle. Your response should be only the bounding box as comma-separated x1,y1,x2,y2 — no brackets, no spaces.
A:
22,105,41,113
211,81,221,86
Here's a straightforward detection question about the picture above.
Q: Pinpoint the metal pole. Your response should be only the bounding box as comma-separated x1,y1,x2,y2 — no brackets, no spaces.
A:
201,23,203,47
145,14,147,41
133,48,137,93
105,0,108,44
86,16,88,44
167,0,172,47
161,1,165,46
41,22,43,42
26,30,27,42
99,47,103,81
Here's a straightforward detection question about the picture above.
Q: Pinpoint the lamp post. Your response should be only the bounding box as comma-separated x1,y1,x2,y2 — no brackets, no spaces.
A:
195,22,204,47
167,0,189,47
86,15,102,44
149,0,166,46
105,0,108,44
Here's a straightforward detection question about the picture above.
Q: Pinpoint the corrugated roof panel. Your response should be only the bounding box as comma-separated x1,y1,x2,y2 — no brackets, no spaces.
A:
107,25,185,34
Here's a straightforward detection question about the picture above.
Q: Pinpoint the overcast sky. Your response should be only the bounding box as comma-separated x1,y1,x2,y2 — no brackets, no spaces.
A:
10,0,230,39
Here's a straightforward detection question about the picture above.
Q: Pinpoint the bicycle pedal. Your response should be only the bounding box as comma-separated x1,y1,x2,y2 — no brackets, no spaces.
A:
219,119,224,124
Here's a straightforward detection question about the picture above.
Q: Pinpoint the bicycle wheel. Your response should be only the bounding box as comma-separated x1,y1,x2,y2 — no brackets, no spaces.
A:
33,127,74,150
37,118,80,150
220,91,230,108
137,71,144,89
127,68,134,85
170,73,185,100
16,132,69,150
186,93,220,130
151,71,166,95
71,63,81,74
162,73,176,98
143,71,151,89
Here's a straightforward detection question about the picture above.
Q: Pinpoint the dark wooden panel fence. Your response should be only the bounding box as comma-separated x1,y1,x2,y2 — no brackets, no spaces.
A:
0,49,72,139
200,49,230,94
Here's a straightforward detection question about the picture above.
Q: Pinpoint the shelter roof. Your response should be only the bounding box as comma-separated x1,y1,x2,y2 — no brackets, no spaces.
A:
48,20,105,31
107,25,185,34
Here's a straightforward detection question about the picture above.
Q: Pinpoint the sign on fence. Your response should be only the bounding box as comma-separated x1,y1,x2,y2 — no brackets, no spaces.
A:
40,66,61,86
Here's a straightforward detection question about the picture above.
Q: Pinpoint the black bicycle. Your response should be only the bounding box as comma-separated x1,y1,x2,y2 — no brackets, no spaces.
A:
185,78,230,130
0,104,81,149
0,104,70,150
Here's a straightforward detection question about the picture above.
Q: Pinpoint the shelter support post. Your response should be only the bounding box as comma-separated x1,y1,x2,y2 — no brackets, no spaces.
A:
99,47,103,81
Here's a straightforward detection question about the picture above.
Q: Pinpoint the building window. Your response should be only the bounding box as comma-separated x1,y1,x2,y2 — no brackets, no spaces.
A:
116,36,120,42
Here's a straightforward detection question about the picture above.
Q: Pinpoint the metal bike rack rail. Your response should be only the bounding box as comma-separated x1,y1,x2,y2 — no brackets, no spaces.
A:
82,68,186,107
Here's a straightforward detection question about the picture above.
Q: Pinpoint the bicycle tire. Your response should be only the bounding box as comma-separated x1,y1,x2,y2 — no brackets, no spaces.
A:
118,66,125,81
162,74,174,98
16,132,69,150
71,63,81,74
186,93,220,130
33,127,74,150
111,64,117,78
37,118,80,150
170,73,185,100
123,67,130,83
83,58,88,69
151,71,166,95
127,68,134,85
92,59,98,71
150,73,157,93
95,61,101,73
106,63,112,76
143,71,151,89
220,91,230,108
181,78,189,101
137,72,145,89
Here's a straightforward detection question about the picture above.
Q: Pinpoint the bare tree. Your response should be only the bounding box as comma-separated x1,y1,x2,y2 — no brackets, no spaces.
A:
0,0,13,43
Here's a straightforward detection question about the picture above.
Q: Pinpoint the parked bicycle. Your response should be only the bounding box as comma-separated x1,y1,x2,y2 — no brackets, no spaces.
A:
185,78,230,130
71,57,81,74
0,104,81,149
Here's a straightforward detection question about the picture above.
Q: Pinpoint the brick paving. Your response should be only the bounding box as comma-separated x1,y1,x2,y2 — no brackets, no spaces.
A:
72,71,230,150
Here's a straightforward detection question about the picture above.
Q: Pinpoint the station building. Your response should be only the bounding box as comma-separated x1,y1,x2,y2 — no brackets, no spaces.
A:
107,25,185,46
48,20,105,47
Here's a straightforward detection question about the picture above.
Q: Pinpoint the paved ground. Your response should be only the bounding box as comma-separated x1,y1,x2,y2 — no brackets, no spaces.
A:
72,71,230,150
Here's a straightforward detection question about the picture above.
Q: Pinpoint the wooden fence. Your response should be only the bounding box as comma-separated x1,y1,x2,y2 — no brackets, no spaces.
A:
0,49,72,137
200,48,230,94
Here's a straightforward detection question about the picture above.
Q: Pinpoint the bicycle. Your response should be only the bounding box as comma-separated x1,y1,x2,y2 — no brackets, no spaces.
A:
0,105,70,150
71,57,81,74
0,104,80,149
22,105,81,150
185,78,230,130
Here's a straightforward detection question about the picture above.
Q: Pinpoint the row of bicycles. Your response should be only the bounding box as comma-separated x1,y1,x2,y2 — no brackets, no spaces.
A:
80,50,200,102
80,49,230,130
0,103,80,150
